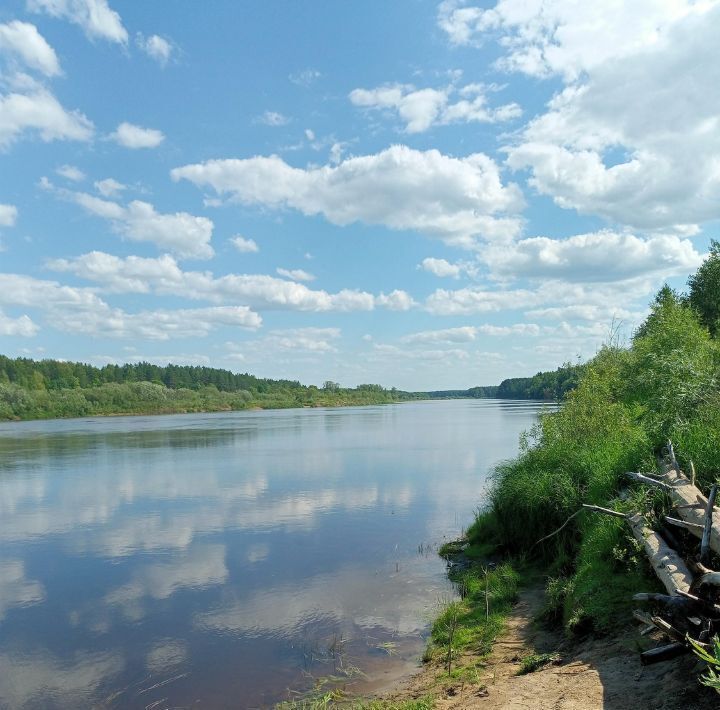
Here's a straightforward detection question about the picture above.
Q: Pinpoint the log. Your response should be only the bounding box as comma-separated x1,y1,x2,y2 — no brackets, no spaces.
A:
626,513,693,595
641,642,689,665
634,465,720,557
665,516,703,532
700,484,718,565
650,616,686,643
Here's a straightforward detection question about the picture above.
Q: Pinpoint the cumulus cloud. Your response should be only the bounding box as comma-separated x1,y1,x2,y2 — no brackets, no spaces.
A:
449,0,720,232
237,327,342,355
276,267,315,282
171,146,524,247
110,121,164,149
376,290,415,311
349,81,521,133
483,231,704,282
0,309,39,336
46,183,214,259
46,251,411,314
28,0,128,44
401,323,540,343
420,257,462,278
0,204,18,226
136,33,172,66
0,87,93,147
438,0,706,80
230,235,259,253
56,164,84,181
0,272,261,339
0,20,60,76
94,177,125,197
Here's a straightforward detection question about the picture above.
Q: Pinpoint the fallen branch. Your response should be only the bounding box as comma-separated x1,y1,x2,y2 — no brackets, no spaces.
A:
640,642,688,666
625,471,675,491
664,516,703,532
700,484,718,566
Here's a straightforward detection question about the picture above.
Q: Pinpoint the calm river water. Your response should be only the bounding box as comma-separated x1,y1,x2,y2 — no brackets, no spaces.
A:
0,399,546,708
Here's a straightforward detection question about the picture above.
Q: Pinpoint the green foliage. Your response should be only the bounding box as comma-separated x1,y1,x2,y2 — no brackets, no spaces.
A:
427,563,519,668
464,282,720,634
687,239,720,336
625,287,717,442
0,356,425,421
690,636,720,693
517,652,560,675
496,362,584,401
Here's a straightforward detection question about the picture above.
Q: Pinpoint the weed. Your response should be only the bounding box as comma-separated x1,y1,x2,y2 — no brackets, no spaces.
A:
517,652,560,675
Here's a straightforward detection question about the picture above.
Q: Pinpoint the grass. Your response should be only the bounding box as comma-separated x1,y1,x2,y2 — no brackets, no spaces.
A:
424,562,520,674
276,697,434,710
517,652,560,675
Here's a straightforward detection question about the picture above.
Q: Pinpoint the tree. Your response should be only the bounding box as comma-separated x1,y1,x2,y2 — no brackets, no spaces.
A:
688,240,720,336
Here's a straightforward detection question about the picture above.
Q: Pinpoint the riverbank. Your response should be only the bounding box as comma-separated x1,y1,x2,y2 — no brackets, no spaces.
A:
375,274,720,707
379,582,716,709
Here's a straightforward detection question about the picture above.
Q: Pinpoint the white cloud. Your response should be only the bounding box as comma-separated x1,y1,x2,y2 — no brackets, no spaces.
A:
235,327,342,355
171,145,524,248
56,164,84,181
0,272,261,339
289,68,321,86
0,87,94,147
438,0,706,80
45,251,406,314
462,0,720,232
256,110,290,126
230,235,259,253
525,304,637,323
349,81,521,133
94,177,125,197
28,0,128,44
0,204,18,226
376,290,415,311
401,324,540,344
0,310,39,336
110,121,164,149
420,257,461,278
0,20,60,76
48,184,213,259
136,33,172,66
483,231,704,282
276,267,315,282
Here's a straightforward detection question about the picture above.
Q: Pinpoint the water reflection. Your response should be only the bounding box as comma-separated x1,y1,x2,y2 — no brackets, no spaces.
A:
0,401,544,708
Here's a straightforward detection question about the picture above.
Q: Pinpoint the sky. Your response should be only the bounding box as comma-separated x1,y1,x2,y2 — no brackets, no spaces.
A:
0,0,718,390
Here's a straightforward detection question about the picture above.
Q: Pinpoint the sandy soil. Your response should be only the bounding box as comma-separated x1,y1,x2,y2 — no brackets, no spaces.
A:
378,586,718,709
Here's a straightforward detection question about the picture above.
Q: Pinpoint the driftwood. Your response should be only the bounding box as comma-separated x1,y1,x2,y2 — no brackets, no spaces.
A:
626,464,720,557
626,513,693,595
701,484,719,565
640,642,689,666
608,446,720,666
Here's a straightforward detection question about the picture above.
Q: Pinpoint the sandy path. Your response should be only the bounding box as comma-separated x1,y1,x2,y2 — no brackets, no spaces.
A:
382,586,718,709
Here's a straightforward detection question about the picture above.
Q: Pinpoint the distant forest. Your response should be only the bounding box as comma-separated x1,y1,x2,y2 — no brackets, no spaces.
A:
0,354,579,421
0,355,422,421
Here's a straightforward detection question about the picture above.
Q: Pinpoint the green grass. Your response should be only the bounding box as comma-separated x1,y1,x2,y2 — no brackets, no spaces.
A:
517,652,560,675
425,562,520,672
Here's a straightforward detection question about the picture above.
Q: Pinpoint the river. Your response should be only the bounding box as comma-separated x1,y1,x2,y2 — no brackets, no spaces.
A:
0,399,546,708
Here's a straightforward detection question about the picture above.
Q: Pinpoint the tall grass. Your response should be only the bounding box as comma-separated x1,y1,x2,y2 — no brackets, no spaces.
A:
466,289,720,632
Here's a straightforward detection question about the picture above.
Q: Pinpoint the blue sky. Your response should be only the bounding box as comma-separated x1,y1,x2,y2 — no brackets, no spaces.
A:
0,0,717,389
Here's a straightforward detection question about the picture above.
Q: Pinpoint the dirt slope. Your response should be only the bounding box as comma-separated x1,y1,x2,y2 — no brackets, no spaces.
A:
381,586,718,709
